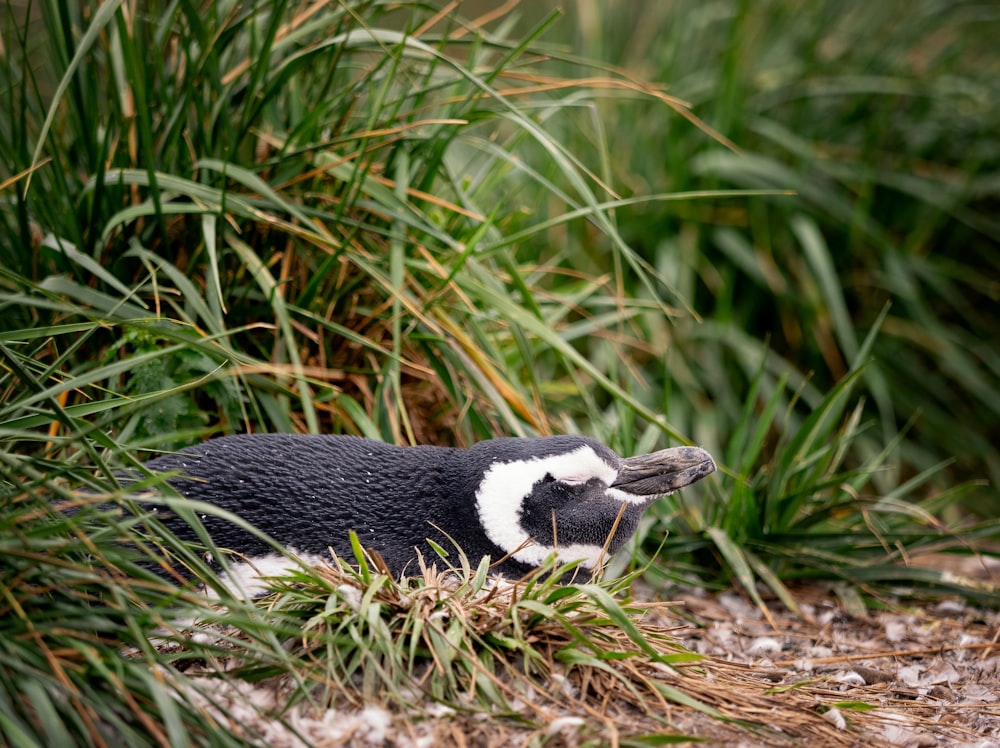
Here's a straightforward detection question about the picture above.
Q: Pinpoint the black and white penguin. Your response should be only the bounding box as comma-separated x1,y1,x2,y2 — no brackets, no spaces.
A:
138,434,716,584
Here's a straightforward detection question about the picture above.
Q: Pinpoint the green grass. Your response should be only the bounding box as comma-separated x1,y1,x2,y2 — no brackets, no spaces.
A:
0,483,260,746
535,0,1000,508
1,0,998,744
499,0,1000,605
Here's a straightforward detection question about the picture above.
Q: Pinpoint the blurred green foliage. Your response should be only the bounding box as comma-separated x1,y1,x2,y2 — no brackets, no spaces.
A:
529,0,999,511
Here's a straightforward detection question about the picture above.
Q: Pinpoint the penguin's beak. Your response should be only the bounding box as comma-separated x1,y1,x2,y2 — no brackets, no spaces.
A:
611,446,716,497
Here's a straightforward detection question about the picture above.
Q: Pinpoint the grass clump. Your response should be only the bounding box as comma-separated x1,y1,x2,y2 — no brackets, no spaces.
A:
537,0,1000,508
641,309,999,616
503,0,1000,607
1,0,726,447
0,481,255,746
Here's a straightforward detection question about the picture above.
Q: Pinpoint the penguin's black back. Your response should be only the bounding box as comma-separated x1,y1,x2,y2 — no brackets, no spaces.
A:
142,434,533,577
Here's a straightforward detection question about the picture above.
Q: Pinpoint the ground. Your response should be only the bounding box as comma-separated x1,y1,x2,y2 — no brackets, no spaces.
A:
659,580,999,746
181,554,999,747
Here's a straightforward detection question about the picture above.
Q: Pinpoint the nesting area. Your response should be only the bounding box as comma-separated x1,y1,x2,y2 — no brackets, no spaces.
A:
158,554,999,747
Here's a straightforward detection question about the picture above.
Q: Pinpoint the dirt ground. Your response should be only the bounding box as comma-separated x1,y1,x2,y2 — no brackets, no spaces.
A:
660,587,999,745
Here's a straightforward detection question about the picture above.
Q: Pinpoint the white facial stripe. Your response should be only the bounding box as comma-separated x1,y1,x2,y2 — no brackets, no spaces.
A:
475,445,636,567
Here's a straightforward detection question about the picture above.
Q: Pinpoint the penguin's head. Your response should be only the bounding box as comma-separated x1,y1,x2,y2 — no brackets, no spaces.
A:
470,435,716,572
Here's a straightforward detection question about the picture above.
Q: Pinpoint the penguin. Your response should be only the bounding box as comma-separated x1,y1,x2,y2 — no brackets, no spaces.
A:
135,434,716,585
